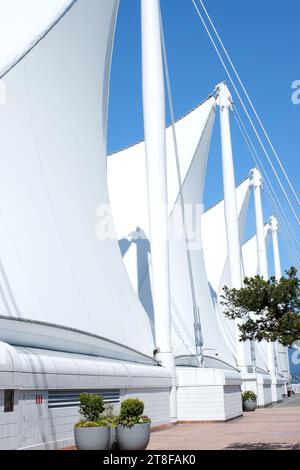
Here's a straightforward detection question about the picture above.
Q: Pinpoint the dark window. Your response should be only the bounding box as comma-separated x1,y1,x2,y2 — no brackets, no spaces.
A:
4,390,14,413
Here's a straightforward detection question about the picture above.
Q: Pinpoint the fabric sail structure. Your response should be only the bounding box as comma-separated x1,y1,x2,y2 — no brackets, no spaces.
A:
108,98,217,328
201,178,252,368
108,97,249,370
0,0,156,363
0,0,75,78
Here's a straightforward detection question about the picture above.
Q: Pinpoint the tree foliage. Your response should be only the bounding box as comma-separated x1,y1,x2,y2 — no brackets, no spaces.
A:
221,267,300,346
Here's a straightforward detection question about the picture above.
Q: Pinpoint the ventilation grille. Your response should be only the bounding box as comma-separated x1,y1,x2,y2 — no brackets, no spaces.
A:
48,390,120,410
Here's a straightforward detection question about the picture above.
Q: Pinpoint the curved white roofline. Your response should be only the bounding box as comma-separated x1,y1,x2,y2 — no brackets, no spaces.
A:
0,341,171,391
0,316,154,365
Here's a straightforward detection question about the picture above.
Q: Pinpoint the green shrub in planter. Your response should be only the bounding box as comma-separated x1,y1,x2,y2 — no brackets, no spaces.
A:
242,391,257,412
119,398,145,421
116,398,151,450
74,394,110,450
242,391,257,402
79,393,105,422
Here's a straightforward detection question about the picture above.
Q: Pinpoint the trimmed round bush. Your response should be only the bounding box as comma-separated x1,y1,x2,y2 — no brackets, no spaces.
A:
79,393,105,422
120,398,144,420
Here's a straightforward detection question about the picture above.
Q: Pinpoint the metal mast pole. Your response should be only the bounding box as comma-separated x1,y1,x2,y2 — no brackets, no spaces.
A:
216,82,247,372
250,169,277,400
141,0,177,422
269,215,290,393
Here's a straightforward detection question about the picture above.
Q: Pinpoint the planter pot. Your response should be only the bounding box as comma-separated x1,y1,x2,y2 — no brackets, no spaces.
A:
116,423,151,450
243,399,257,412
74,426,110,450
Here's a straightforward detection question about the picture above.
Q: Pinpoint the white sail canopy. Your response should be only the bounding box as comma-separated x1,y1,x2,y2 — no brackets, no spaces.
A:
108,98,216,339
0,0,156,362
201,178,252,367
108,97,250,369
0,0,75,77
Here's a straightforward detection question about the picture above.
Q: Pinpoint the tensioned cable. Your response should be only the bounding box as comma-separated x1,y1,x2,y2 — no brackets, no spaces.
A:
233,106,300,260
160,9,203,359
232,106,300,250
197,0,300,207
171,316,194,356
277,231,298,271
191,0,300,227
136,245,194,353
232,109,300,267
171,297,195,346
193,2,296,260
232,106,300,263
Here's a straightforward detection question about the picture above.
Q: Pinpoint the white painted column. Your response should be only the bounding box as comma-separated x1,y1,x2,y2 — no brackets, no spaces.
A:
217,82,247,372
250,169,269,279
141,0,177,422
269,216,290,392
250,169,276,380
269,216,281,281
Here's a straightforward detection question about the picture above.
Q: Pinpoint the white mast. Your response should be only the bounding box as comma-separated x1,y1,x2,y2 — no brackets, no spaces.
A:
269,216,281,281
250,169,277,392
269,216,290,389
141,0,177,421
216,82,247,372
250,169,269,278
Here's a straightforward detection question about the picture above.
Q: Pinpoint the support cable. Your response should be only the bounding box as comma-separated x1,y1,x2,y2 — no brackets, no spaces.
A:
197,0,300,207
191,0,300,227
160,10,204,362
232,109,300,267
233,106,300,259
233,108,300,264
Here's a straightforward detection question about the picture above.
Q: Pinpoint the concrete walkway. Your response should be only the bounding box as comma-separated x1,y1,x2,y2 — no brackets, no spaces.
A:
148,396,300,450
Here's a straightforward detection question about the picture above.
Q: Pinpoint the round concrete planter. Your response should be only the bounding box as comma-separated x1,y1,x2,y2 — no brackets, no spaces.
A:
74,426,110,450
116,423,150,450
243,398,257,412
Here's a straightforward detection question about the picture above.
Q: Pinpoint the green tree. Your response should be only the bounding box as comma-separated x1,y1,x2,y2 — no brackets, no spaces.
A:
221,267,300,346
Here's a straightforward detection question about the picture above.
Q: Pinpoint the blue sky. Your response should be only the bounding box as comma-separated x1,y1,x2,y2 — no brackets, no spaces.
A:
108,0,300,275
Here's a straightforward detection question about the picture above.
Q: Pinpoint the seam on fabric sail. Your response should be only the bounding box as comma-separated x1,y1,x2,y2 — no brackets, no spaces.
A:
0,0,78,79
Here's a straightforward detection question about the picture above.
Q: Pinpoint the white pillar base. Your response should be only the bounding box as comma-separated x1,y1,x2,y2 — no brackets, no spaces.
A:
241,373,272,407
241,372,284,406
176,367,243,421
159,351,178,422
270,375,284,403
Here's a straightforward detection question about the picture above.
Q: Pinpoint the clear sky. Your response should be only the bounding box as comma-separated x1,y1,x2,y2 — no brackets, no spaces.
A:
108,0,300,275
